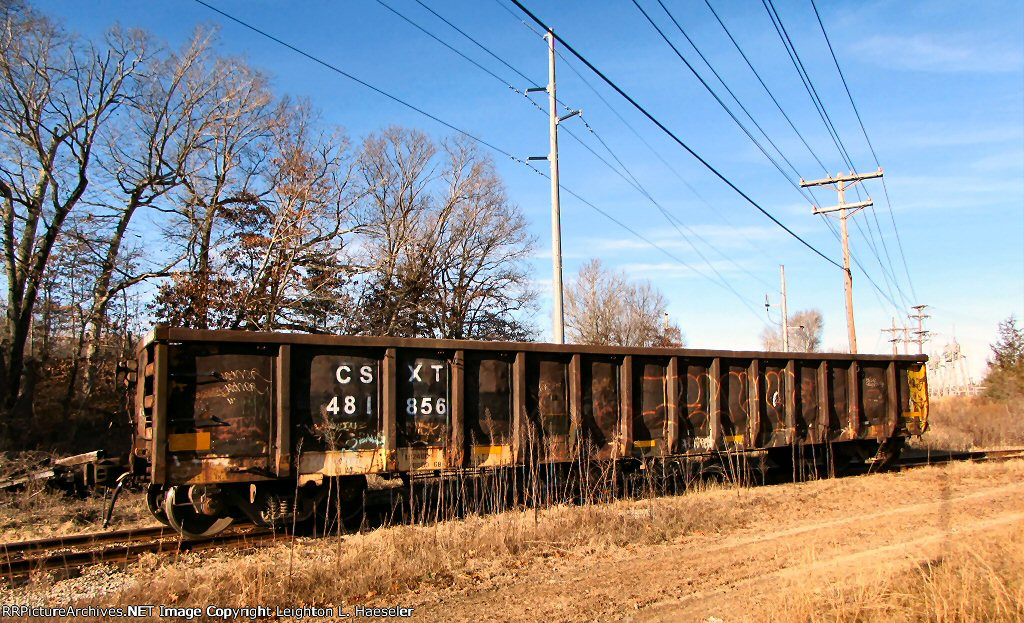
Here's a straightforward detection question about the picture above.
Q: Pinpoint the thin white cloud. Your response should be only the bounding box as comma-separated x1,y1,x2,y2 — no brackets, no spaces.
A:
894,125,1024,149
853,34,1023,73
559,223,795,258
619,260,754,279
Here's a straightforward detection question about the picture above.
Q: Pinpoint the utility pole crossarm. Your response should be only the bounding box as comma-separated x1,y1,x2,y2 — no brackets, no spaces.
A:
910,304,930,354
881,317,901,356
812,199,873,215
798,168,884,355
799,168,883,188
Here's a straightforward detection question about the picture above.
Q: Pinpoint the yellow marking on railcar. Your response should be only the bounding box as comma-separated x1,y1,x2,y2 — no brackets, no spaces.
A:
724,434,744,444
633,440,657,448
907,365,929,433
167,432,211,452
473,445,505,455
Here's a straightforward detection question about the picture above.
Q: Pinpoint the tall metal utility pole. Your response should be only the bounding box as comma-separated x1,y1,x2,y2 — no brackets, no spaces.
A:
800,168,883,354
527,31,579,344
910,304,930,354
763,265,790,352
780,265,790,353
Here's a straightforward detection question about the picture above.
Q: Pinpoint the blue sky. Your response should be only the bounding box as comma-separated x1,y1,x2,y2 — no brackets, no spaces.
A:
37,0,1024,380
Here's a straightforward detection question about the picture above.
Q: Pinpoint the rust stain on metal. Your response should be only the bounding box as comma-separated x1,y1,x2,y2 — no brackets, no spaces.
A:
133,326,930,517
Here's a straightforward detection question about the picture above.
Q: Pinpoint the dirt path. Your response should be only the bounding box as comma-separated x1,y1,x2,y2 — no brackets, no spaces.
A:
383,462,1024,622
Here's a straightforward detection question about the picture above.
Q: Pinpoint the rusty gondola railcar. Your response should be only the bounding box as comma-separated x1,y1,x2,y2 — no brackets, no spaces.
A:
129,326,928,537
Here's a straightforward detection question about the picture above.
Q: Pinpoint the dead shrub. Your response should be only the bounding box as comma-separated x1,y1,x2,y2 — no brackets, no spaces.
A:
915,396,1024,451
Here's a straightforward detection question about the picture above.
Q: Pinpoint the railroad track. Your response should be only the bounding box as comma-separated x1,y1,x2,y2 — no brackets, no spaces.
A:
0,525,277,584
3,446,1021,584
891,447,1024,469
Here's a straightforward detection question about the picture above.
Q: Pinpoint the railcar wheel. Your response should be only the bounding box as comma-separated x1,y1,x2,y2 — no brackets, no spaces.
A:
163,486,233,539
146,484,170,526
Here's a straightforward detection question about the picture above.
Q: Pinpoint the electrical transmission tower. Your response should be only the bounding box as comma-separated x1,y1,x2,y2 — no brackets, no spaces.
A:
800,168,884,354
909,304,930,354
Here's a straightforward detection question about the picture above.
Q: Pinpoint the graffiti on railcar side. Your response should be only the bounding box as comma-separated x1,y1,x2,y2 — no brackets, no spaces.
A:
679,365,713,449
635,361,668,450
907,366,927,412
860,367,887,432
760,366,787,444
724,365,751,444
175,351,275,457
200,368,272,405
902,364,928,435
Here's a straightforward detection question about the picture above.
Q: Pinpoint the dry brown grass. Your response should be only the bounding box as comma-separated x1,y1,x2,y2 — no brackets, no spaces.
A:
914,396,1024,451
86,487,753,616
0,454,152,542
2,460,1019,622
763,522,1024,622
0,487,151,542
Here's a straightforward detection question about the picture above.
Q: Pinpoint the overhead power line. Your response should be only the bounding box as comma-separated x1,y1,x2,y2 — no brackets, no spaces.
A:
508,0,843,270
809,0,917,302
381,0,771,305
702,0,830,178
635,0,912,309
760,0,911,309
191,0,766,322
491,1,786,270
633,0,821,208
685,0,905,314
412,0,537,87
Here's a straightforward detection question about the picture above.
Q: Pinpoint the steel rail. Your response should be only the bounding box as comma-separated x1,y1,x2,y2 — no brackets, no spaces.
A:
3,447,1021,583
0,526,276,583
890,447,1024,469
0,525,171,558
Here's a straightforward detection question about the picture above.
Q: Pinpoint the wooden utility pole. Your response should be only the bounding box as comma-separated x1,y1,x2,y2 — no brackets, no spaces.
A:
528,31,579,344
881,317,900,356
800,168,883,354
910,304,930,354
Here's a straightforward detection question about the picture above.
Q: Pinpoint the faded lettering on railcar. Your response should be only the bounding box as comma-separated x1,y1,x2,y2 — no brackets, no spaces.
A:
309,354,381,450
397,353,450,447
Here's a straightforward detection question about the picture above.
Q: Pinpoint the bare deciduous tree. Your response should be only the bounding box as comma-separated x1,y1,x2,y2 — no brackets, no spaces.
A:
219,102,361,332
0,3,543,449
760,308,824,352
430,138,536,340
353,128,535,340
564,259,682,347
154,54,275,329
352,127,437,337
74,28,226,397
0,8,149,414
